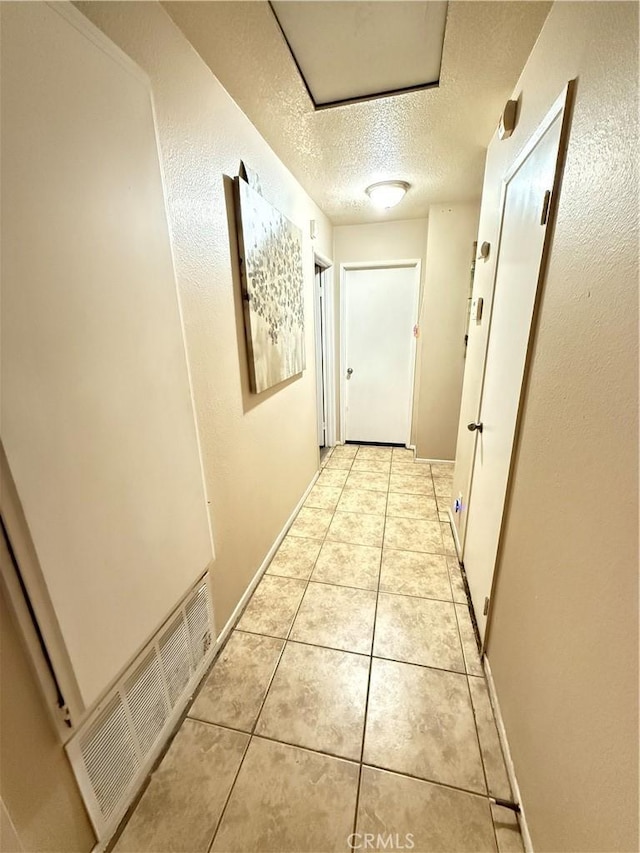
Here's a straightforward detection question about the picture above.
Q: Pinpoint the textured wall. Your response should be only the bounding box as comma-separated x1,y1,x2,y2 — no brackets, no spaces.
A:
416,204,479,460
457,3,638,850
76,1,333,631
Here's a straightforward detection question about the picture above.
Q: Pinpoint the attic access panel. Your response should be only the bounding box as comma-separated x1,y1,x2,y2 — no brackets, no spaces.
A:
270,0,448,109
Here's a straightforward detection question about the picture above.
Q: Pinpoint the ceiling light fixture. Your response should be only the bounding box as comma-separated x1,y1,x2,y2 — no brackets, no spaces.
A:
365,180,410,210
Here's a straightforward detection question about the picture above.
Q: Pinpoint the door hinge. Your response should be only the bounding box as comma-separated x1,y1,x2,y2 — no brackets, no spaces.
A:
540,190,552,225
59,702,73,728
483,596,490,616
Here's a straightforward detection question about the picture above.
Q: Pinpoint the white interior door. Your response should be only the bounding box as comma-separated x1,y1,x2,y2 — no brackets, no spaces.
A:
343,264,419,445
463,96,569,641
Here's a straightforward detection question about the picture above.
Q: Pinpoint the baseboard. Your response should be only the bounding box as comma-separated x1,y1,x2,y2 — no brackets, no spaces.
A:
484,657,534,853
414,456,455,464
447,506,463,561
214,468,320,646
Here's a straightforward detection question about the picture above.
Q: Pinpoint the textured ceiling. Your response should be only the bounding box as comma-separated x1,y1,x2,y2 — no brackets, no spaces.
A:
163,1,551,225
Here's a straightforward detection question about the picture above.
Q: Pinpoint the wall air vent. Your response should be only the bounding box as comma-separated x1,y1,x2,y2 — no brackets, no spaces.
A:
66,576,215,842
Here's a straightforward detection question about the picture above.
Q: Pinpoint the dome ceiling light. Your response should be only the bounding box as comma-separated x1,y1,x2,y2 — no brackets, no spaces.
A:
365,181,410,210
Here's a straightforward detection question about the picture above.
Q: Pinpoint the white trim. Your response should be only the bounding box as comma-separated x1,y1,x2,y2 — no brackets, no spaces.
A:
484,657,534,853
214,469,320,646
314,252,336,448
448,506,463,560
414,456,455,464
339,260,421,447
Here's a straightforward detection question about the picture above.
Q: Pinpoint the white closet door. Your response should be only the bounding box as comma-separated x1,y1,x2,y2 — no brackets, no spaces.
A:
1,3,212,709
463,98,568,642
344,265,419,445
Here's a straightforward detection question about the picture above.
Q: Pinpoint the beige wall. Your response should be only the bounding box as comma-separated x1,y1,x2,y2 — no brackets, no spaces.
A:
0,540,95,852
457,2,638,850
416,204,479,460
76,1,333,632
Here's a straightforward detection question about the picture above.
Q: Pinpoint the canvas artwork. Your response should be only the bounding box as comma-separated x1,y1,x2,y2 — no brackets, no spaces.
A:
235,176,306,393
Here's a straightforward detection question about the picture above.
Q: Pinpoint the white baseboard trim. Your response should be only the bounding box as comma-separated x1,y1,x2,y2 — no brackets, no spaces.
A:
447,506,463,561
484,657,534,853
414,456,455,464
214,469,320,647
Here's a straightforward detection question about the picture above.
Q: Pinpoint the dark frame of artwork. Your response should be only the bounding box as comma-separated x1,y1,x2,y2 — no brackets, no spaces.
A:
234,175,306,394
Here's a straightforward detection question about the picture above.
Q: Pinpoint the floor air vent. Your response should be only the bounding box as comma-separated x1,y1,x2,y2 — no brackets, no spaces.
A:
67,577,215,841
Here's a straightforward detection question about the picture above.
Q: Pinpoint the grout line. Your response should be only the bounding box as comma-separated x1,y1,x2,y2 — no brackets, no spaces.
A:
350,475,388,843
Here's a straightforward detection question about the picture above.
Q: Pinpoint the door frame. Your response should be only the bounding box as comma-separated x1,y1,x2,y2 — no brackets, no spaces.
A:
314,251,336,448
339,259,422,447
461,81,575,650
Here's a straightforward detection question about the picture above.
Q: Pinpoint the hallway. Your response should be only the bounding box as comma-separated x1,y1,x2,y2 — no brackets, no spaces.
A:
112,445,523,853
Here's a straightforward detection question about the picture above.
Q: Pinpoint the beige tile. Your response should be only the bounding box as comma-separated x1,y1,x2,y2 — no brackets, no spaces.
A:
456,603,484,676
237,576,306,638
468,676,512,799
337,487,387,516
374,593,464,672
380,549,452,600
312,541,381,591
386,491,438,520
115,719,247,853
331,444,358,459
447,556,467,603
351,458,391,475
288,507,333,540
346,470,389,492
431,462,454,478
212,738,358,853
357,445,392,458
190,632,283,731
357,766,497,853
266,536,322,580
304,485,342,511
492,804,525,853
384,516,444,554
439,511,450,522
364,658,485,793
327,511,385,547
440,521,458,556
388,472,434,496
256,642,369,760
390,461,431,477
317,468,349,489
325,455,353,471
434,478,453,499
291,582,376,654
391,447,414,459
436,493,452,513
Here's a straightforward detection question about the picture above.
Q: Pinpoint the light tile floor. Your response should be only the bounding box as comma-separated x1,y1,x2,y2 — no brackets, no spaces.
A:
113,445,525,853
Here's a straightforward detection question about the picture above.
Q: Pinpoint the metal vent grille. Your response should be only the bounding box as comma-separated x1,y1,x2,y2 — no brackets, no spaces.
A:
67,577,214,840
124,651,168,755
79,694,139,820
186,581,211,666
159,615,192,706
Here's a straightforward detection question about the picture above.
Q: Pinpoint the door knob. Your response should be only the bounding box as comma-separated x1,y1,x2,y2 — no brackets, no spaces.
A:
346,367,353,379
467,422,483,433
